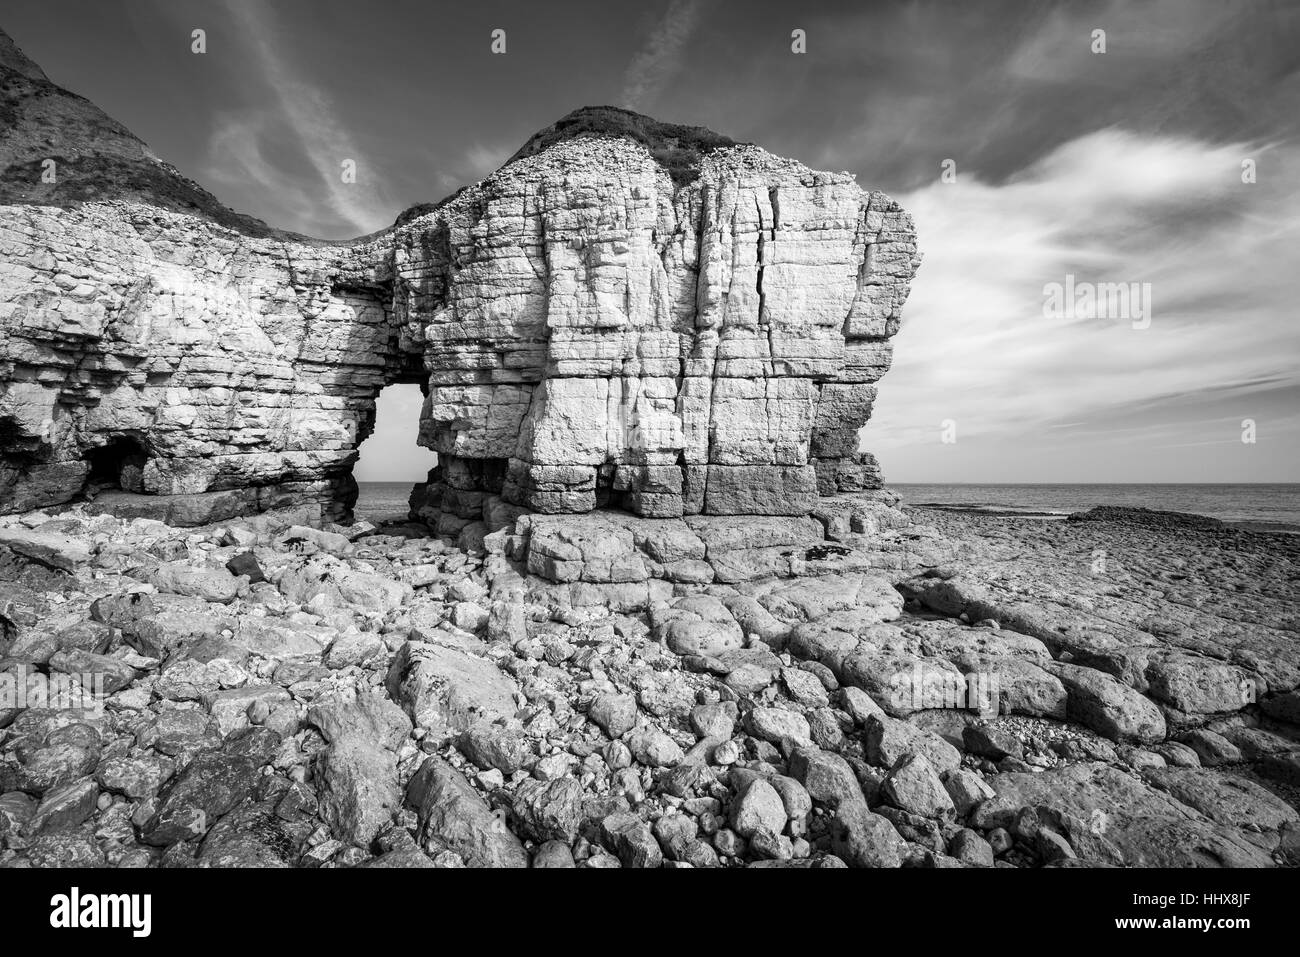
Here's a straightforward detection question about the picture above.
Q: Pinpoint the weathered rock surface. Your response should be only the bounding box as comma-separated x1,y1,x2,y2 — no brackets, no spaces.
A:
0,502,1296,871
406,756,528,868
1,30,918,531
970,762,1277,867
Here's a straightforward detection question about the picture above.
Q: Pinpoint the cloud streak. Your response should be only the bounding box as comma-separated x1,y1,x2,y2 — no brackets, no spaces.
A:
621,0,705,111
204,0,393,236
864,129,1300,482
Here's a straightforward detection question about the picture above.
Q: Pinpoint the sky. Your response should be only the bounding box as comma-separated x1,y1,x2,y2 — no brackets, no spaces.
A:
3,0,1298,483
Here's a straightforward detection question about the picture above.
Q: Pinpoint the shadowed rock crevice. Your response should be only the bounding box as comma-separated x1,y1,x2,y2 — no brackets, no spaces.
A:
82,434,150,496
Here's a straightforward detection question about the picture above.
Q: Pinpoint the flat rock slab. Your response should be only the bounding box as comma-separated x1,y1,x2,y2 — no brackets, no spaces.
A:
902,510,1300,709
519,512,844,585
85,490,322,529
0,527,90,572
1143,766,1299,835
970,762,1277,867
1046,661,1166,744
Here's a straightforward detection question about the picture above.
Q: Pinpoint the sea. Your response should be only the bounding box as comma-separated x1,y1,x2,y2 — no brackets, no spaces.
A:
893,483,1300,531
354,481,420,524
355,481,1300,531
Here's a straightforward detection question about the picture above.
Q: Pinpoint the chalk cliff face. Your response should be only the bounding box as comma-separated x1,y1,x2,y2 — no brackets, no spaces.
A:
0,31,918,526
0,204,410,520
0,28,415,521
403,135,918,530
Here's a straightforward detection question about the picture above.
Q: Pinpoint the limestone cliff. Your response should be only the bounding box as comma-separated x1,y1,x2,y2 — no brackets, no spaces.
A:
0,31,919,527
0,28,413,522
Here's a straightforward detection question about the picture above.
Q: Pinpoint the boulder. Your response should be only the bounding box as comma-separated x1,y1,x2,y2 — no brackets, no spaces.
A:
385,640,519,738
406,756,527,868
1047,663,1166,744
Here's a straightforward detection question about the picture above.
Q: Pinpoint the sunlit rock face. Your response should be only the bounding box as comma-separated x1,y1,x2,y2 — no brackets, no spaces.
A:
401,135,919,531
0,30,918,526
0,28,419,523
0,203,415,521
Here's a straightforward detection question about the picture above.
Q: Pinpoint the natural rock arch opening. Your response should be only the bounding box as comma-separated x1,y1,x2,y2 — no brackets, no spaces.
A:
348,382,437,524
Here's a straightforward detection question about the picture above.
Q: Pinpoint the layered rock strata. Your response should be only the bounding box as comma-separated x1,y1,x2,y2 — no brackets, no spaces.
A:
0,31,918,527
0,31,417,521
404,136,918,530
0,205,412,520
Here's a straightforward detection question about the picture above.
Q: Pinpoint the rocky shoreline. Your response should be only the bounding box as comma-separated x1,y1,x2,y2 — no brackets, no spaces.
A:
1,499,1295,869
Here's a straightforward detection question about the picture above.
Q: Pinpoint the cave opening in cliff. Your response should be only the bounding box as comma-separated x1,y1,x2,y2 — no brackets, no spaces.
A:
83,435,149,496
351,383,438,523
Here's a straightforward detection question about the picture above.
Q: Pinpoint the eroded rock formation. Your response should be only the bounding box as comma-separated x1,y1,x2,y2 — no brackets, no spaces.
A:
402,134,917,531
0,32,917,531
0,30,416,522
0,204,411,521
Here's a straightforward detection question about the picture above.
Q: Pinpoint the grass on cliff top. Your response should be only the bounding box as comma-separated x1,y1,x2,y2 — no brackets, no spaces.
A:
0,36,326,243
394,107,742,229
506,106,741,185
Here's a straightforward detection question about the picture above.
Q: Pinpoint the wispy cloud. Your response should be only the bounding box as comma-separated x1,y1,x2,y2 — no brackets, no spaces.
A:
204,110,315,233
204,0,393,236
429,142,512,195
621,0,705,111
864,129,1300,482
